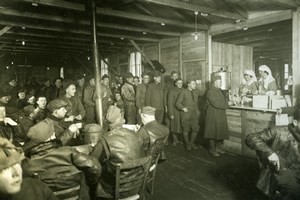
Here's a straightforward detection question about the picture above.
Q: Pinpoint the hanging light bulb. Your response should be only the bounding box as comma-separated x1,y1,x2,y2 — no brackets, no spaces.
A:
194,34,198,40
194,11,199,40
22,40,25,46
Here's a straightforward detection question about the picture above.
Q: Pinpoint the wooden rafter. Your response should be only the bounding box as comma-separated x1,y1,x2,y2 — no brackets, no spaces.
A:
129,39,156,71
0,26,12,36
15,0,208,30
0,7,181,37
136,0,246,20
0,19,161,42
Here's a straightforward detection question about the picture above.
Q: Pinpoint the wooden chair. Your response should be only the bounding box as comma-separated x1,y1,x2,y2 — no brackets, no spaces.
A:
146,137,168,195
114,156,151,200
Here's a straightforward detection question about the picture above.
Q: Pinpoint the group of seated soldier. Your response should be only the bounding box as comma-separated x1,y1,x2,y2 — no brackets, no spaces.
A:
0,81,169,200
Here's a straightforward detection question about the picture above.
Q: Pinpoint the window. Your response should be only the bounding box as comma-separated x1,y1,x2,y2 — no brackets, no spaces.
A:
101,58,109,76
284,64,289,90
129,52,142,77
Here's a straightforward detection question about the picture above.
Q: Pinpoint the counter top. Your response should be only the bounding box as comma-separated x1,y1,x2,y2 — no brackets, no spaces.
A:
229,105,277,113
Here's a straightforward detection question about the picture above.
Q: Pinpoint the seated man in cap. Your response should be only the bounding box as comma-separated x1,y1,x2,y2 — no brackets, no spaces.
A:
95,105,144,199
0,137,59,200
0,90,19,120
0,106,21,145
29,99,81,146
15,89,27,110
137,106,169,154
121,72,136,124
23,123,102,200
35,95,48,123
245,117,300,200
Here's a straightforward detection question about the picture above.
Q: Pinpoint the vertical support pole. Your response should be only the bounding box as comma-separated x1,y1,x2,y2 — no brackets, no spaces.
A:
292,8,300,105
89,0,103,126
178,36,183,79
158,41,161,63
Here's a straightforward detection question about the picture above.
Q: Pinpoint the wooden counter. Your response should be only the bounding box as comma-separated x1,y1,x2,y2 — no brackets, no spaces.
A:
223,105,276,158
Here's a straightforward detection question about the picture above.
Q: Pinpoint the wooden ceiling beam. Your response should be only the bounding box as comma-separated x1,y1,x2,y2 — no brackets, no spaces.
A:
210,10,292,36
16,0,207,30
264,0,298,9
5,31,151,47
0,19,161,42
136,0,246,20
0,7,181,37
0,25,12,36
0,35,133,48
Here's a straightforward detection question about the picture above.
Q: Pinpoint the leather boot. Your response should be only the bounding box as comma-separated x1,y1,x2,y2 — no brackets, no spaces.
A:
216,140,225,154
190,133,198,150
183,132,191,151
172,133,179,147
209,139,220,157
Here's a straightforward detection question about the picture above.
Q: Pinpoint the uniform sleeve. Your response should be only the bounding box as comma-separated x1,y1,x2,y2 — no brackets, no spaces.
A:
71,149,102,185
83,87,96,107
121,85,135,102
167,90,175,116
245,128,276,157
77,97,86,118
175,90,185,110
267,80,278,93
135,85,142,108
207,89,229,110
282,106,297,116
145,85,152,106
164,85,169,108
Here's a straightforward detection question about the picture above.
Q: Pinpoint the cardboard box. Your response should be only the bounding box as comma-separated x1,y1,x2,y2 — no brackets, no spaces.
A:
269,96,287,110
275,114,289,126
252,95,269,109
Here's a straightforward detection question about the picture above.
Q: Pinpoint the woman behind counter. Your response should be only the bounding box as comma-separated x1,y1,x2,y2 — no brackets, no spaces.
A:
239,69,258,96
257,65,278,95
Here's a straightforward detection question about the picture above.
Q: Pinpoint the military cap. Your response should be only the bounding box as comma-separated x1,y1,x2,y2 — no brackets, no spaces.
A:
211,75,222,83
27,120,55,142
106,105,122,124
141,106,156,115
47,99,68,113
0,138,25,171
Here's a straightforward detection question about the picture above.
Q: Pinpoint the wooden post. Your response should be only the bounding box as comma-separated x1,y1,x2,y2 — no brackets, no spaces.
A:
292,8,300,105
178,36,183,78
88,0,103,126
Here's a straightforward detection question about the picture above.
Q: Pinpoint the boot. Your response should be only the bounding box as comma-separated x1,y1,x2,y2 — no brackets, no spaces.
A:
183,132,191,151
209,139,220,157
190,133,198,150
172,133,179,147
216,140,226,154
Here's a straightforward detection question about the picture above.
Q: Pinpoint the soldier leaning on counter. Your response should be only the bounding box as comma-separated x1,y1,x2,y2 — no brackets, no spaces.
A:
204,75,229,157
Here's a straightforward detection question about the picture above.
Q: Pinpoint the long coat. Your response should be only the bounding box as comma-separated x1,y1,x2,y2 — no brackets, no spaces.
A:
167,87,182,133
204,84,229,140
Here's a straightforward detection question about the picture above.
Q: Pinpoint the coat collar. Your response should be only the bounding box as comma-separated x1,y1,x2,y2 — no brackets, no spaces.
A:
288,123,300,143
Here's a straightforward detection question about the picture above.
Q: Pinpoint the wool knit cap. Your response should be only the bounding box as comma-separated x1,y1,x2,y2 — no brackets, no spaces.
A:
106,105,122,124
46,99,68,113
0,137,25,171
23,105,36,116
211,75,221,83
83,123,103,133
27,120,55,142
101,74,110,80
152,71,161,77
0,90,10,98
141,106,156,115
123,72,134,79
170,71,178,76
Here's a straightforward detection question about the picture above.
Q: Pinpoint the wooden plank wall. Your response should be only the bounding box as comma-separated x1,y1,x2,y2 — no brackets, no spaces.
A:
212,42,253,95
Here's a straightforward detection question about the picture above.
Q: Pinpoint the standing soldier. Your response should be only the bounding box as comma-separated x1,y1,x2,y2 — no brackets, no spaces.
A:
176,80,201,151
164,71,179,113
101,74,113,117
146,72,165,123
204,76,229,157
121,72,136,124
83,76,96,123
136,72,150,124
167,78,183,146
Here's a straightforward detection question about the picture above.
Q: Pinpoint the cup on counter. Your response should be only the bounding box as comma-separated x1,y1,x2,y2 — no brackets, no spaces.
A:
276,90,282,96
